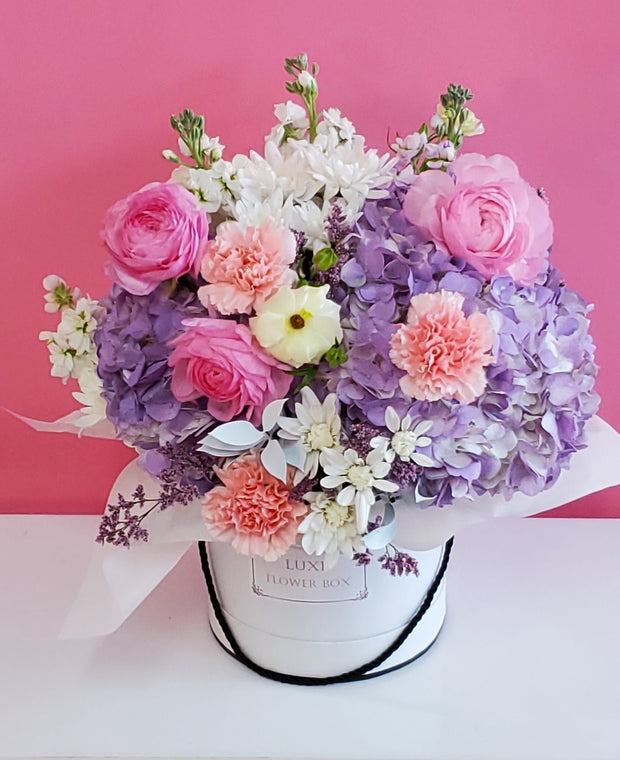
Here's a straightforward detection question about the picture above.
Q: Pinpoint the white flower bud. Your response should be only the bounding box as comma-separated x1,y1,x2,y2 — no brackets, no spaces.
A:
297,71,316,90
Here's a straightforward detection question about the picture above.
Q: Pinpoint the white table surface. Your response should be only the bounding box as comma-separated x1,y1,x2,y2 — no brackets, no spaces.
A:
1,514,619,760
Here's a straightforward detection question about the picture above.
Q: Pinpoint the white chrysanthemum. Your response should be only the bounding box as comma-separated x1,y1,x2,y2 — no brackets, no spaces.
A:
302,134,396,213
281,198,331,253
370,406,435,466
278,387,341,480
72,369,107,429
298,491,365,568
250,285,342,368
320,443,397,533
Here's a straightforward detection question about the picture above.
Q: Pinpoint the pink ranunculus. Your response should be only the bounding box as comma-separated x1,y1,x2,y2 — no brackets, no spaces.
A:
389,290,495,404
403,154,553,285
198,218,297,315
102,182,208,296
202,453,307,561
168,318,292,424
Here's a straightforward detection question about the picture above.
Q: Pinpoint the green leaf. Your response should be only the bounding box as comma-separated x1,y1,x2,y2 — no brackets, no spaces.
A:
313,247,338,271
324,345,348,368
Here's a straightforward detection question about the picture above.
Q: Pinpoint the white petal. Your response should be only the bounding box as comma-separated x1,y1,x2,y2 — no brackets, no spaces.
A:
411,453,435,467
354,490,374,533
366,445,387,467
371,461,391,479
413,420,433,436
336,485,356,506
374,479,399,493
321,474,346,488
385,406,400,433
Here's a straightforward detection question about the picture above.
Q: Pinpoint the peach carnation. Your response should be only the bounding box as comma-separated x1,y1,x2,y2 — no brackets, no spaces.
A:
202,453,307,561
198,218,297,315
389,290,495,404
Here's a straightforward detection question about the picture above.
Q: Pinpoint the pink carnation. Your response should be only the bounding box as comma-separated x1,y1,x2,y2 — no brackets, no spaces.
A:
198,219,297,314
168,318,292,425
403,154,553,285
102,182,208,295
389,290,495,404
202,453,307,561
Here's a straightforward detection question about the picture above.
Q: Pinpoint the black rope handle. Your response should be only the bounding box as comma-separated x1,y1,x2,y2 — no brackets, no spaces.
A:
198,536,454,686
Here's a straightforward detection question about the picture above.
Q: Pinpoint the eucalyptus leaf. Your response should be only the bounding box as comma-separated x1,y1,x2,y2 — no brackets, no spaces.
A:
261,398,287,433
203,420,265,447
261,439,289,483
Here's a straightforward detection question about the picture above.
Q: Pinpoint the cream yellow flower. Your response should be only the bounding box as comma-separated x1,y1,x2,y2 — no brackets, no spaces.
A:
433,104,484,136
250,284,342,368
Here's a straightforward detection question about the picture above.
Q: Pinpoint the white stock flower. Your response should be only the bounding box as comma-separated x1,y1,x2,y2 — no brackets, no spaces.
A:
40,295,102,383
250,285,342,368
423,139,456,168
391,132,427,161
278,387,341,480
171,164,232,214
320,442,397,533
298,491,365,568
461,108,484,136
56,297,101,354
42,274,80,313
370,406,434,466
318,108,355,143
275,100,308,126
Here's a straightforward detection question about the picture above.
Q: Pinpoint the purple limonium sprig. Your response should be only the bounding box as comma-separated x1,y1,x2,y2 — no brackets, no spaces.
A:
96,439,218,546
377,545,420,577
316,202,357,295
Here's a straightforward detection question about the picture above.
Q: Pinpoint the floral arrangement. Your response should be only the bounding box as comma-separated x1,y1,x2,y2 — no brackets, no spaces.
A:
39,54,599,574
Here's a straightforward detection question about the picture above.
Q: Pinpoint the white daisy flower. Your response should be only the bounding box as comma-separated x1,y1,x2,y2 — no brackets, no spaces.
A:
320,442,397,533
298,491,365,568
371,406,435,466
278,387,341,481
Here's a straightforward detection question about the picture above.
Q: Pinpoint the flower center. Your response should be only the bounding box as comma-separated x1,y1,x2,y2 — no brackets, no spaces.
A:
289,314,305,329
347,463,374,490
322,500,351,528
391,430,419,458
304,423,336,451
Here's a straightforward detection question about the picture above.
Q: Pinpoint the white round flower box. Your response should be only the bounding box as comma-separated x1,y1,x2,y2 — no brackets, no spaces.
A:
201,540,448,680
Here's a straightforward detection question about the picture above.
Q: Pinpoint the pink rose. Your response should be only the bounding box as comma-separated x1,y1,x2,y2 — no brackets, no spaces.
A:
390,290,495,404
102,182,208,295
403,154,553,285
198,218,297,315
202,453,307,561
168,318,292,424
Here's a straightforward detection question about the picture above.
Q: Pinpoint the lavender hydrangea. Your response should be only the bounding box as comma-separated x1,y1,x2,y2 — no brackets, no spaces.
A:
94,282,205,447
330,191,599,508
334,188,486,426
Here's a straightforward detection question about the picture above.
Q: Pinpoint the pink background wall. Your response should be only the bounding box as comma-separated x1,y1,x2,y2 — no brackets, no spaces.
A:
1,0,618,516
